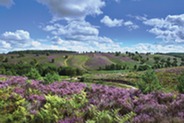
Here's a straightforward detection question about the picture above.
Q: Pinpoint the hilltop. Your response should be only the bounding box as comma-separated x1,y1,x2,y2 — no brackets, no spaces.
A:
1,50,184,71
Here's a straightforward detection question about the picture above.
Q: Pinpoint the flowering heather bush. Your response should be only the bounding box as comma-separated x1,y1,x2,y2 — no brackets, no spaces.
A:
0,75,184,123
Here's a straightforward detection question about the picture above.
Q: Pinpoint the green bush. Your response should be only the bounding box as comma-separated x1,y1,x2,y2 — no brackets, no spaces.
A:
177,72,184,93
137,69,162,93
26,68,42,80
44,73,61,84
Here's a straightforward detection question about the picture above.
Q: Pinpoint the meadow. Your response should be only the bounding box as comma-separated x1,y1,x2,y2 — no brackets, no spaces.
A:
1,50,184,123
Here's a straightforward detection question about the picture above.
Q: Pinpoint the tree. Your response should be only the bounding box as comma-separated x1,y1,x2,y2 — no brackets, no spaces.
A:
51,59,55,63
177,72,184,93
140,59,146,64
0,67,6,74
153,56,161,64
134,65,137,70
172,58,178,66
46,52,50,56
137,69,162,93
180,62,184,66
137,64,150,71
64,55,68,59
26,68,42,80
44,72,61,84
181,57,184,62
115,52,121,56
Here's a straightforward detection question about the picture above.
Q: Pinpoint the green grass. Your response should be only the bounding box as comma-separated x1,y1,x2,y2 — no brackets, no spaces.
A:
84,80,137,89
1,52,183,71
67,55,89,70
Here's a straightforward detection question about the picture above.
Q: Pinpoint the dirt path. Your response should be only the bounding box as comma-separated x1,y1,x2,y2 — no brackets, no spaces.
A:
92,79,135,86
63,56,70,66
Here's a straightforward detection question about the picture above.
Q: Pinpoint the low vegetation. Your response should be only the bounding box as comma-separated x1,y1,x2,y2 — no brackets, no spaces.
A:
1,50,184,122
1,75,184,123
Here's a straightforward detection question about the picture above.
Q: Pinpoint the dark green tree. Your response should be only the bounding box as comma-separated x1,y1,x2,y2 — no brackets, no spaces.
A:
137,69,162,93
177,72,184,93
44,72,61,84
26,68,42,80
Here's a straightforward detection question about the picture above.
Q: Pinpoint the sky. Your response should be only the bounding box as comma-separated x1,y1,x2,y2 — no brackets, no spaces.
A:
0,0,184,53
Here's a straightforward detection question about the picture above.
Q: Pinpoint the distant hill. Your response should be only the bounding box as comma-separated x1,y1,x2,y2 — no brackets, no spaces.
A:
8,50,77,54
157,53,184,58
0,50,184,71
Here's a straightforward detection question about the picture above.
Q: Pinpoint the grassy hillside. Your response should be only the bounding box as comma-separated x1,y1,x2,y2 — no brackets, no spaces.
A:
0,51,184,71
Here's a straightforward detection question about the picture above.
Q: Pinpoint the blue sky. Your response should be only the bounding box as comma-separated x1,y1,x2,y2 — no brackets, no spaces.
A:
0,0,184,53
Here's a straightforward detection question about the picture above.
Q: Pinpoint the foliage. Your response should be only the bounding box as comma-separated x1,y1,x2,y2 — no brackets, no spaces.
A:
1,75,184,123
137,64,150,71
44,72,61,84
137,69,162,93
26,68,42,80
177,72,184,93
0,63,84,78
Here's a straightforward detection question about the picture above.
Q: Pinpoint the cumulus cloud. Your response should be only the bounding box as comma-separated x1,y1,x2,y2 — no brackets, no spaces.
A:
101,15,139,30
37,0,105,20
143,14,184,43
0,0,14,7
124,21,139,30
50,36,122,52
125,43,184,53
2,30,30,41
0,29,123,53
31,41,41,47
1,30,183,53
100,15,123,27
0,30,44,52
43,20,99,41
37,0,138,52
43,21,118,45
0,40,11,49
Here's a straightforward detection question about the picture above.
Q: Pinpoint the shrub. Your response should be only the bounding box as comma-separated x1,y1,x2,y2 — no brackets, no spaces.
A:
44,72,61,84
26,68,42,80
137,64,150,71
177,72,184,93
137,69,162,93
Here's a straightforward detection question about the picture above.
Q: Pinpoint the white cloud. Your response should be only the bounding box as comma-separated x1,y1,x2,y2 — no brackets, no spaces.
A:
126,43,184,53
2,30,30,41
101,15,123,27
1,30,184,53
43,20,99,41
124,21,139,30
37,0,105,20
128,14,147,21
0,30,45,52
0,40,11,49
50,36,122,52
101,15,139,30
143,14,184,43
31,41,41,47
0,0,14,7
0,29,123,53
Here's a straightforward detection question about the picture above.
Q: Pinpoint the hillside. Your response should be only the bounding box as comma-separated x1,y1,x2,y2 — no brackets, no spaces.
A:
1,50,183,71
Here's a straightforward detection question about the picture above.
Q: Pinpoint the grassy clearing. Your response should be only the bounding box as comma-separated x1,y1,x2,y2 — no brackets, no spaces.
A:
67,55,89,70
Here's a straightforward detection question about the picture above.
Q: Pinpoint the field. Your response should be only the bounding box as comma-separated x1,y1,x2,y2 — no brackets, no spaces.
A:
1,51,184,122
1,51,183,71
1,75,184,123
